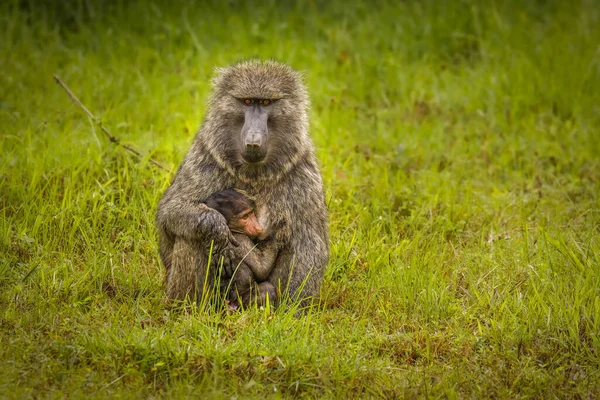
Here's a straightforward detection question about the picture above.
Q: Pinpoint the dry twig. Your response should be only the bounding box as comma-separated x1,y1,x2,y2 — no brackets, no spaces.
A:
53,74,168,171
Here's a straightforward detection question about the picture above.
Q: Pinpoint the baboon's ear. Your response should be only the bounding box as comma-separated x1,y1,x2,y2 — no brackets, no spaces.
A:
211,67,229,87
296,69,308,81
213,66,227,75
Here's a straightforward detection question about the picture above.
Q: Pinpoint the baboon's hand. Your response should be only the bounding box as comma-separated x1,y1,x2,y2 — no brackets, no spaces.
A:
233,243,252,260
196,209,238,251
216,242,238,278
197,209,239,277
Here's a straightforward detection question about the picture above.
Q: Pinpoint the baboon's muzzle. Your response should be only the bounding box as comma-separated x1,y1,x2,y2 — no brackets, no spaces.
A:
241,106,268,164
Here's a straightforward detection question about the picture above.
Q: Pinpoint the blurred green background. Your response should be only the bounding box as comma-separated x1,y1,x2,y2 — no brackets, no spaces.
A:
1,0,599,398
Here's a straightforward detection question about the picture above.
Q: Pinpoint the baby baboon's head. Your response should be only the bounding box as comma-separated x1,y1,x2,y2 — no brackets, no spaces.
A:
204,189,263,239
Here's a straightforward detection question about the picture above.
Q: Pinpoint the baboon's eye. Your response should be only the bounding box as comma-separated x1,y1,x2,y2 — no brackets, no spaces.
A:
244,98,253,105
261,99,270,105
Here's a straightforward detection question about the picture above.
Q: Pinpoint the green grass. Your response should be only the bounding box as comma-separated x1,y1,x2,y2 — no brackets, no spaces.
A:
1,0,599,397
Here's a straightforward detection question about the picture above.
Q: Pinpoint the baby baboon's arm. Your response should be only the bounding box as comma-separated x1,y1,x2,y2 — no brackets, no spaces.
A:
233,234,278,282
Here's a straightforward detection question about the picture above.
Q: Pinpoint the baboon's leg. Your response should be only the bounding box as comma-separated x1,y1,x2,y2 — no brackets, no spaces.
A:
227,263,254,305
166,238,214,303
267,233,328,307
255,282,278,307
238,281,278,308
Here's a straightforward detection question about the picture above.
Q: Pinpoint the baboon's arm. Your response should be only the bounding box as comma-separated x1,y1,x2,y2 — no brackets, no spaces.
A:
157,200,227,243
272,222,329,303
233,235,279,282
156,155,235,250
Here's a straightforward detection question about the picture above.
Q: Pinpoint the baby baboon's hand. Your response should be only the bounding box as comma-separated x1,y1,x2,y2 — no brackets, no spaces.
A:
233,243,252,260
218,244,239,279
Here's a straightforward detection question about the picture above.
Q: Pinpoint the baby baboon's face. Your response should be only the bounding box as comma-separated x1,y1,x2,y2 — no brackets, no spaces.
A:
203,189,263,239
231,207,263,239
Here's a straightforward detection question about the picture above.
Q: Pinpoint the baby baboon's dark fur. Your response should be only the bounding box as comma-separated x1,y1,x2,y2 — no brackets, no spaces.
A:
156,59,329,307
203,188,279,307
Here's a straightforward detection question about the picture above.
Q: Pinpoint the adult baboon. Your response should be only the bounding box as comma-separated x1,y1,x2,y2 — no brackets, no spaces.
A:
156,60,329,307
203,188,279,308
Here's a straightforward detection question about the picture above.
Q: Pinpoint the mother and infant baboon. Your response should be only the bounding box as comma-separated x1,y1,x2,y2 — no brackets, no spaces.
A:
156,60,329,309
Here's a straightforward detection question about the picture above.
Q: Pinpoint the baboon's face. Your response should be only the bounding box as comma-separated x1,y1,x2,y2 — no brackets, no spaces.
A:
236,98,277,164
208,61,309,171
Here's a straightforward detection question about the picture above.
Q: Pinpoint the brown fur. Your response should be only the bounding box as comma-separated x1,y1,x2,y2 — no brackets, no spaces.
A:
156,59,329,307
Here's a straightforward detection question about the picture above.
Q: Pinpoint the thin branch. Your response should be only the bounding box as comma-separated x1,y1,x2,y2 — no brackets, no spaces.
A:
53,74,168,172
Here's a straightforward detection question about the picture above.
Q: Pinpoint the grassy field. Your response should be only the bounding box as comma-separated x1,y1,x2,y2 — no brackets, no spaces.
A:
1,0,599,397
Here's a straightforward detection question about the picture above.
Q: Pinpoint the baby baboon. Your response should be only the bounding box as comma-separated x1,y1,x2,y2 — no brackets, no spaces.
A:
156,59,329,307
203,189,278,308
